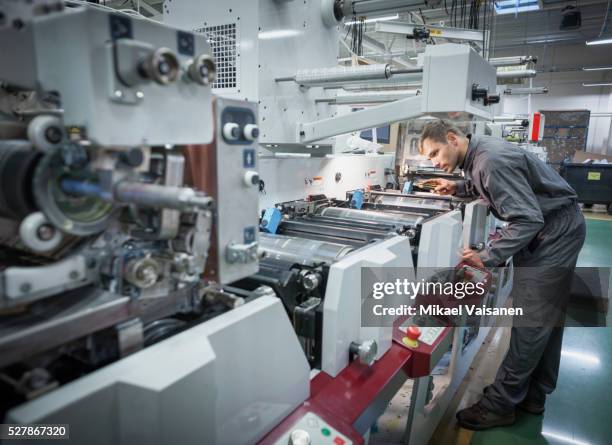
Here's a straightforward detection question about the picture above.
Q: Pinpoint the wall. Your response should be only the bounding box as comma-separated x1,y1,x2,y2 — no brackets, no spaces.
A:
493,43,612,155
502,74,612,155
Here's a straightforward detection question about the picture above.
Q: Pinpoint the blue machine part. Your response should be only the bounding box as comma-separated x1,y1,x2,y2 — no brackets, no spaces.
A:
350,190,364,209
260,207,282,234
402,181,414,194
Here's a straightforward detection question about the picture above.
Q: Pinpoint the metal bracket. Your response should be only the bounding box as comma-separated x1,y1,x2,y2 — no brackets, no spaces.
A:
298,95,423,144
226,241,258,264
375,21,486,44
115,318,144,357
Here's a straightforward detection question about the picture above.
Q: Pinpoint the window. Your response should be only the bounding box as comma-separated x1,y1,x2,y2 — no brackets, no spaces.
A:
360,125,391,144
494,0,540,15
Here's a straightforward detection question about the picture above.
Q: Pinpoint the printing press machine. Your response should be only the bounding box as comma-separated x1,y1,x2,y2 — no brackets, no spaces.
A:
234,190,513,445
0,2,514,444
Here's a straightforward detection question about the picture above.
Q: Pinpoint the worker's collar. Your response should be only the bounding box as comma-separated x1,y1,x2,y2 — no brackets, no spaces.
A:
459,134,477,171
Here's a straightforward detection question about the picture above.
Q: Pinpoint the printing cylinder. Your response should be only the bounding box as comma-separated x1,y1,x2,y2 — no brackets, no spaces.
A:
319,207,425,227
373,194,451,211
259,233,353,265
496,69,537,79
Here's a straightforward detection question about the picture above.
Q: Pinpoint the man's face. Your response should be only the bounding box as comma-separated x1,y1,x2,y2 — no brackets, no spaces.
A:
420,133,461,173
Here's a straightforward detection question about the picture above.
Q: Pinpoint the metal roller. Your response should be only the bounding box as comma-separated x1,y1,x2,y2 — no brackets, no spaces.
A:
0,140,41,219
496,69,537,79
294,64,392,85
489,56,537,67
277,64,423,86
259,232,353,265
319,207,425,227
315,89,420,105
373,194,451,211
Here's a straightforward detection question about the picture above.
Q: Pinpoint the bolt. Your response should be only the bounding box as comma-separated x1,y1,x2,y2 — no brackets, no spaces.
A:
44,126,63,144
69,270,79,280
37,224,56,241
114,90,123,99
136,91,144,99
20,283,31,293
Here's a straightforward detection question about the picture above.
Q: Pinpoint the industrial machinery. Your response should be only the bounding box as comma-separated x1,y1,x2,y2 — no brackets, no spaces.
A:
0,2,519,445
231,187,510,445
241,193,462,374
0,3,311,444
165,0,501,154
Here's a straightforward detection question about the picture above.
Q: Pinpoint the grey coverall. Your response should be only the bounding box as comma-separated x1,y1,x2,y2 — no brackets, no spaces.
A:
457,134,586,414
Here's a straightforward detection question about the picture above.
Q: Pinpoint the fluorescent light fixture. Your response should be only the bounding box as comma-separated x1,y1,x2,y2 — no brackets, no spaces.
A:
583,82,612,87
495,0,539,15
345,14,398,26
582,66,612,71
560,349,601,365
542,431,591,445
586,37,612,45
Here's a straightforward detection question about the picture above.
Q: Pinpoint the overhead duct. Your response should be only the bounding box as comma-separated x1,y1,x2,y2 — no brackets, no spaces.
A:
560,5,581,30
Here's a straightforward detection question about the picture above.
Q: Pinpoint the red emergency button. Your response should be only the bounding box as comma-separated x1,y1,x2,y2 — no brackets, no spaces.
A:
407,326,421,341
402,326,421,349
333,437,346,445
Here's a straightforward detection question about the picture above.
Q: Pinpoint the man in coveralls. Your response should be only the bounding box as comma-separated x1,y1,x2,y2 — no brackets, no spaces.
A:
419,119,586,430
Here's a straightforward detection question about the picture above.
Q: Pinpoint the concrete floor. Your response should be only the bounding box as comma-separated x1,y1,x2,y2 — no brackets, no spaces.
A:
433,210,612,445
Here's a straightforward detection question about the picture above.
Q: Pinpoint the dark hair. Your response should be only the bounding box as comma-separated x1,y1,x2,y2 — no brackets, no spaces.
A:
419,119,466,153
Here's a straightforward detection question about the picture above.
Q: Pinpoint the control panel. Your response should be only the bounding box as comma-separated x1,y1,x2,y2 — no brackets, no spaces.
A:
393,314,453,378
221,107,259,144
205,97,260,283
273,412,353,445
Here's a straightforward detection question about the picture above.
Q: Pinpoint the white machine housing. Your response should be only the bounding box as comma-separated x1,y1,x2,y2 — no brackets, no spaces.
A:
164,0,338,148
7,295,310,445
0,6,214,147
322,235,414,377
421,44,498,119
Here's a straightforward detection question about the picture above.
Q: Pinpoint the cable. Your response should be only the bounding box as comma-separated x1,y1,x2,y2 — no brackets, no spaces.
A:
598,0,611,38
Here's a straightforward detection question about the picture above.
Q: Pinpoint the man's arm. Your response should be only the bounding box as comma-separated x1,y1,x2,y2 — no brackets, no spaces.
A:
455,179,478,198
479,166,545,267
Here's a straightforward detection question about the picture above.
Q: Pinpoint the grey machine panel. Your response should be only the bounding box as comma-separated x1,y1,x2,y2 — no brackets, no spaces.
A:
7,295,311,445
0,6,214,147
210,98,260,283
422,44,496,120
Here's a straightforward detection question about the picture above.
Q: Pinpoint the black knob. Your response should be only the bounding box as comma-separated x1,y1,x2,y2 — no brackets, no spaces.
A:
485,95,500,106
471,84,488,101
120,148,144,167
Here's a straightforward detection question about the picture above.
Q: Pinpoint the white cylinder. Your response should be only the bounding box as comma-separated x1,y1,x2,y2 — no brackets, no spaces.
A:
295,64,391,85
496,69,537,79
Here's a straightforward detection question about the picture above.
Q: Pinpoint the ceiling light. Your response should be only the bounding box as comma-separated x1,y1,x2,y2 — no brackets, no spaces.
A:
495,0,540,15
586,38,612,45
583,82,612,87
582,66,612,71
345,14,398,26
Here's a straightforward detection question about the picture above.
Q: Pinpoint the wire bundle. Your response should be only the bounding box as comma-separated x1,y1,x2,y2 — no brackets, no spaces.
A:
446,0,490,30
350,16,366,56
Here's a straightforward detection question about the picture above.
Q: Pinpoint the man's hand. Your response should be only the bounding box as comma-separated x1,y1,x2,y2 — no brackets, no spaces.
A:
461,248,484,269
417,178,458,196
